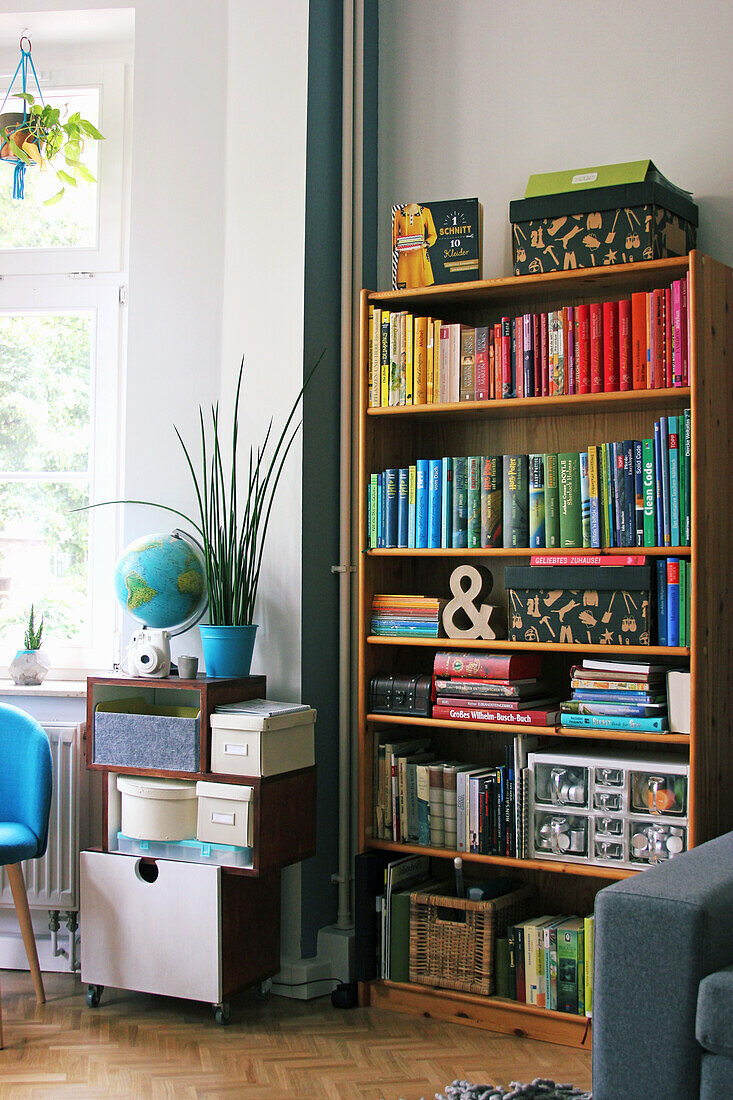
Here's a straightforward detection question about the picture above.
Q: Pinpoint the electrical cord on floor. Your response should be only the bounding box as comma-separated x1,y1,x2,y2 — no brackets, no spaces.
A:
269,975,358,1008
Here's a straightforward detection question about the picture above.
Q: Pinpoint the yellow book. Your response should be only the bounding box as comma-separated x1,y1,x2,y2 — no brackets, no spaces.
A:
405,312,414,405
370,306,381,407
584,914,594,1018
380,310,390,406
426,317,434,403
414,316,427,404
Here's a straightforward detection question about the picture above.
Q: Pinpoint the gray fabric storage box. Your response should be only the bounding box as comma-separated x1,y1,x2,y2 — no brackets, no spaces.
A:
94,697,201,772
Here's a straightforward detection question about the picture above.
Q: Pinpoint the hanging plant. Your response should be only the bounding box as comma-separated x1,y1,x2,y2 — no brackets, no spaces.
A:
0,37,103,202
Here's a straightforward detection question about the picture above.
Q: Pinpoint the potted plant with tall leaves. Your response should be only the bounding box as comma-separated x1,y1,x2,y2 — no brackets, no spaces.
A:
86,357,318,677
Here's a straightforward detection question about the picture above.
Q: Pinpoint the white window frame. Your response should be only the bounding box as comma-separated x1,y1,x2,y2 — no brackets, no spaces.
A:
0,57,128,673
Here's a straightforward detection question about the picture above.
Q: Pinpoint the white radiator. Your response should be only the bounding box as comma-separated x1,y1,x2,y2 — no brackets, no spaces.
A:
0,722,83,911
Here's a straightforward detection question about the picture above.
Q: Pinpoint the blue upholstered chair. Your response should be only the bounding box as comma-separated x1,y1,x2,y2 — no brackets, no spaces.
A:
0,703,53,1048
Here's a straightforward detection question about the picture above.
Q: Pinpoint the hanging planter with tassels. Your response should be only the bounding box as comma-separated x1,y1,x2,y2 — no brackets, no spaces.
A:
0,35,103,203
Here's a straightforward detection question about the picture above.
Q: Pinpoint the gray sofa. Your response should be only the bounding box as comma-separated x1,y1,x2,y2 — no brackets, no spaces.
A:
593,830,733,1100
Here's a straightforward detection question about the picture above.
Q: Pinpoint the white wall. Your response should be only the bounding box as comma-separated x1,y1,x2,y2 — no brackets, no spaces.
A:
378,0,733,283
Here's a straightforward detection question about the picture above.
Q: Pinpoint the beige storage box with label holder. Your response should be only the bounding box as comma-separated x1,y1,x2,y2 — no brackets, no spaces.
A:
117,775,198,841
196,781,254,848
210,702,316,778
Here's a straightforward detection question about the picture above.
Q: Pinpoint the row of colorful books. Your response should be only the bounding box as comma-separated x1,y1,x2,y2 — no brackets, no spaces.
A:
370,594,445,637
367,276,690,407
367,414,690,551
504,914,594,1016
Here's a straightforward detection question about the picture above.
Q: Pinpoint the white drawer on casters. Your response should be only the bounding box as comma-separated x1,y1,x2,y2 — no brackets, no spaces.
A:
80,851,222,1003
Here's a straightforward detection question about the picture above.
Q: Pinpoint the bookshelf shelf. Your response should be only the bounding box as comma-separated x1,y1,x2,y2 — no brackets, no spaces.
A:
368,546,692,558
357,251,733,1048
367,636,690,656
367,387,691,421
366,838,636,881
366,713,690,745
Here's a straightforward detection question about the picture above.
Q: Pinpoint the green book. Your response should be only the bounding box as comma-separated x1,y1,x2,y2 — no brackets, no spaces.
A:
452,456,468,548
389,889,412,983
558,452,582,548
543,453,560,548
480,455,503,547
600,443,610,548
467,456,482,548
642,439,656,547
686,560,691,641
679,555,687,648
495,936,510,998
370,473,378,548
502,454,529,548
556,916,584,1015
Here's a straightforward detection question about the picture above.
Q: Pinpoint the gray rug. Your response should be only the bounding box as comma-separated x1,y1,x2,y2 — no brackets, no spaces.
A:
435,1080,591,1100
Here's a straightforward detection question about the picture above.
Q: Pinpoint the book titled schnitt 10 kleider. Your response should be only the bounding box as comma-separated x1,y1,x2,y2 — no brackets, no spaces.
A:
391,198,482,289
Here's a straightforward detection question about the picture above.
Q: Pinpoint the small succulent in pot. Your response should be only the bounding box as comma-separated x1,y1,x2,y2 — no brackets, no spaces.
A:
9,605,51,685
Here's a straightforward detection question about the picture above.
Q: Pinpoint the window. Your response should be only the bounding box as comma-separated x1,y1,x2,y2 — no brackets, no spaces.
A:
0,57,128,672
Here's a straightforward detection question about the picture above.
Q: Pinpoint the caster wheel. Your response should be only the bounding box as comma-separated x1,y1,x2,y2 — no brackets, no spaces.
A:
255,979,272,1001
215,1002,231,1025
86,984,104,1008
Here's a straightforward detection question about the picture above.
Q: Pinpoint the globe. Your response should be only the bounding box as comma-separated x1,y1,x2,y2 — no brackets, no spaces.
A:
114,532,208,633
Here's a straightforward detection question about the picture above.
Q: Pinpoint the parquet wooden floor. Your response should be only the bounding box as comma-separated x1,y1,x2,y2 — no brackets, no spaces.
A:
0,971,591,1100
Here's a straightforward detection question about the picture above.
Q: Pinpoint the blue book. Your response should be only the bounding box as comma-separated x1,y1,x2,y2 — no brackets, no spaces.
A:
560,713,670,732
579,452,591,548
668,416,680,546
666,557,680,647
633,441,644,547
623,441,635,549
573,689,665,704
653,422,664,547
659,417,671,546
562,700,667,718
428,459,442,548
371,622,441,636
683,409,691,546
385,468,398,548
441,457,453,549
397,467,409,548
656,558,667,646
415,459,430,548
376,473,384,548
452,456,468,548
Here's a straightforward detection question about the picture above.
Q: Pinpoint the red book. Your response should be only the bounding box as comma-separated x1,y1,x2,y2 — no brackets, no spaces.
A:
575,304,591,393
530,553,647,566
602,300,619,391
433,651,543,680
540,312,549,396
493,323,501,399
533,313,541,398
680,277,689,386
590,303,603,392
515,315,524,398
618,299,632,390
431,704,560,726
435,696,557,712
474,326,489,400
665,287,672,387
653,289,664,388
501,317,512,398
567,306,575,394
631,291,647,389
562,307,570,395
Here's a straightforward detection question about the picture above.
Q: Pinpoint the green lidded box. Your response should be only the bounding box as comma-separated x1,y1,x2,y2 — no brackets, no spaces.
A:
505,565,652,646
509,161,698,276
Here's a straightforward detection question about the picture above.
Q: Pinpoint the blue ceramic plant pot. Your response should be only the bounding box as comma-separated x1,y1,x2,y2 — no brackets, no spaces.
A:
199,624,258,678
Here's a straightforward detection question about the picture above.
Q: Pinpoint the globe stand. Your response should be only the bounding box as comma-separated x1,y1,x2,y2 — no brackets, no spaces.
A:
126,627,172,678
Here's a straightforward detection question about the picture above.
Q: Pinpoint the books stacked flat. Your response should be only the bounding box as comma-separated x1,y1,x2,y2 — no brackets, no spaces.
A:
560,659,671,733
431,651,560,727
370,594,445,637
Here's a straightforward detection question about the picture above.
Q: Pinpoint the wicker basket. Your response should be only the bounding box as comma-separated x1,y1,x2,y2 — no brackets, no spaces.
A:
409,885,533,996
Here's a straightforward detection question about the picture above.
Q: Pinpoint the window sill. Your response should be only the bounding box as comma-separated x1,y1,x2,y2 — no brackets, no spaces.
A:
0,679,88,698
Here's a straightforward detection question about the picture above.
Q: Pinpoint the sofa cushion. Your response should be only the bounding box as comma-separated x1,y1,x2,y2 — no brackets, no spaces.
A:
700,1051,733,1100
697,964,733,1057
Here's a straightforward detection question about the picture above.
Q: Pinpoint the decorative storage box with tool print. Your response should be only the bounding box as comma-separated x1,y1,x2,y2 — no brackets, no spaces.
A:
505,565,652,646
528,748,689,870
509,161,698,275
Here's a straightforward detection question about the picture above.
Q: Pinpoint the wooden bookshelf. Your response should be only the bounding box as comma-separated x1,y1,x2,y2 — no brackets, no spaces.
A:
356,252,733,1047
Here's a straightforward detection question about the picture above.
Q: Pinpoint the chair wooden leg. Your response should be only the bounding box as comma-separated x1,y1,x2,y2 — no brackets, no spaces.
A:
6,863,45,1005
0,966,4,1049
